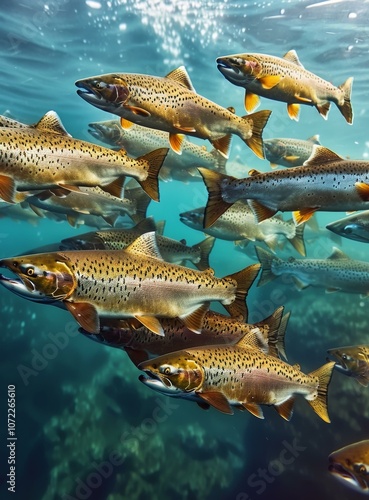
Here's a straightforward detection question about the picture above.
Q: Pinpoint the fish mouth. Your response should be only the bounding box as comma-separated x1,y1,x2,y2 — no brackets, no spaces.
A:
326,351,348,372
328,460,368,491
139,372,179,395
0,273,46,301
75,81,104,106
216,57,243,80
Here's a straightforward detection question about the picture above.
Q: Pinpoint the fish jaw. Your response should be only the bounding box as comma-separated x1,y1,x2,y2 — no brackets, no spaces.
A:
76,75,130,112
329,453,369,493
217,56,260,87
0,253,76,302
139,354,204,393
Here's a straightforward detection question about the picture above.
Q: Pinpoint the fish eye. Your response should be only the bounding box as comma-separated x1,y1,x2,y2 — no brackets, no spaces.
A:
160,364,176,376
342,354,348,360
354,463,367,474
27,267,34,276
95,81,108,89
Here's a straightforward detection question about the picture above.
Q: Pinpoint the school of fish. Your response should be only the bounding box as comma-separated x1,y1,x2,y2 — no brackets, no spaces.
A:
1,50,368,495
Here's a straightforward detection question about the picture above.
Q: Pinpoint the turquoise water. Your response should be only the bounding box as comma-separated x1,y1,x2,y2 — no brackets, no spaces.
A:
0,1,369,499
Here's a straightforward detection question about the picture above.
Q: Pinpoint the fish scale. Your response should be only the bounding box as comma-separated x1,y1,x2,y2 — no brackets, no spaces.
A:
76,66,271,159
0,111,168,203
200,145,369,227
139,342,334,421
0,232,258,336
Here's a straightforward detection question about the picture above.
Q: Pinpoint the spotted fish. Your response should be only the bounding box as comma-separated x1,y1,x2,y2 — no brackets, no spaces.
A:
0,232,259,336
139,336,334,421
88,119,230,182
78,306,288,366
327,345,369,387
60,218,215,270
180,203,306,256
263,135,321,168
329,440,369,494
199,146,369,227
326,211,369,243
216,50,353,123
256,245,369,295
75,66,271,159
0,110,168,203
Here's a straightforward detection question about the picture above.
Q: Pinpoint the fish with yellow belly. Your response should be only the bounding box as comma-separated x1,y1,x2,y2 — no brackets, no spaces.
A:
75,66,271,159
0,232,259,336
139,335,335,422
0,110,168,203
216,50,353,123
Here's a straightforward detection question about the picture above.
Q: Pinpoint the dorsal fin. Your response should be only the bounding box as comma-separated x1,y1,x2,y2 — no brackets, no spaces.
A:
125,231,163,260
304,145,343,166
165,66,196,92
282,50,304,67
33,111,71,136
307,134,320,144
328,246,350,260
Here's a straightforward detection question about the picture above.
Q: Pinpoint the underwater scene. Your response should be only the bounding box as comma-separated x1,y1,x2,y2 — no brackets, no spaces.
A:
1,0,369,499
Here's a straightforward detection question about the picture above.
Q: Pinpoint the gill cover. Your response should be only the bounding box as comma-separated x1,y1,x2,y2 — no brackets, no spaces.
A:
0,253,76,300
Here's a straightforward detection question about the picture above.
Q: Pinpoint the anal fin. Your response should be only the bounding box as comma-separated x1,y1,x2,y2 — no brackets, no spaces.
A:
274,398,295,421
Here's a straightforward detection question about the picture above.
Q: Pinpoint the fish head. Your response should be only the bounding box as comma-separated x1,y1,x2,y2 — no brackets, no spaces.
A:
60,232,106,250
263,139,286,162
0,253,76,302
88,120,123,146
327,346,360,375
217,54,262,86
76,74,130,113
179,208,205,230
326,219,369,243
139,353,205,393
329,440,369,494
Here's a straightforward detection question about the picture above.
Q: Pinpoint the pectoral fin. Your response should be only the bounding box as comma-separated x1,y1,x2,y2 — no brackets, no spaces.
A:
124,105,151,117
65,302,100,333
259,75,281,89
120,117,134,129
197,391,234,414
355,182,369,201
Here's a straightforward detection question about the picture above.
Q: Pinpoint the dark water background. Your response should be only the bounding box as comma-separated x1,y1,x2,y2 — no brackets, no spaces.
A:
0,1,369,499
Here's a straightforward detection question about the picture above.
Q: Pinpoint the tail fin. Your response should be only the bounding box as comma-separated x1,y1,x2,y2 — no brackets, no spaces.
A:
288,222,306,256
243,110,272,159
192,236,215,271
210,137,231,173
255,246,278,286
337,77,354,125
137,148,168,202
126,186,151,224
222,263,260,322
307,361,335,423
198,168,234,228
259,307,289,360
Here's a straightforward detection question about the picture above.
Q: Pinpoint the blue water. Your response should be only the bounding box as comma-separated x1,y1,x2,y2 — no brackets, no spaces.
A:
0,1,369,499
